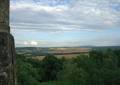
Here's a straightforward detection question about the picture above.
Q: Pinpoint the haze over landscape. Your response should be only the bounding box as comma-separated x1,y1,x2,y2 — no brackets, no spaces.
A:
10,0,120,47
6,1,120,85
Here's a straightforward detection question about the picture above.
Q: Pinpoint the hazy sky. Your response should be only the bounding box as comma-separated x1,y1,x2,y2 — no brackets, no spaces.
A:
10,0,120,47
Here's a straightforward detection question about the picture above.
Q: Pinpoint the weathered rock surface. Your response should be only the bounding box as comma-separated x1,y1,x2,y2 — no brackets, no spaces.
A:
0,0,16,84
0,0,9,25
0,33,16,85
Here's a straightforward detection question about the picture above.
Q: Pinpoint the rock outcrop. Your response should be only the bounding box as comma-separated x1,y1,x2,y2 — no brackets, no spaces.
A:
0,33,16,85
0,0,16,85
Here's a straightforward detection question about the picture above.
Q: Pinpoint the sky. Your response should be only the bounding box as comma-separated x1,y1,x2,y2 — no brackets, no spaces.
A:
10,0,120,47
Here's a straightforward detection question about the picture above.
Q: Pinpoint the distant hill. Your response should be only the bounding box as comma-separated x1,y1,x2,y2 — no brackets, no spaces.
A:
16,46,120,56
91,46,120,50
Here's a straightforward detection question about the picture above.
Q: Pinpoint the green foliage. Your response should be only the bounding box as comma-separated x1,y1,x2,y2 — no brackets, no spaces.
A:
16,54,64,85
16,49,120,85
40,54,63,81
16,54,39,85
58,49,120,85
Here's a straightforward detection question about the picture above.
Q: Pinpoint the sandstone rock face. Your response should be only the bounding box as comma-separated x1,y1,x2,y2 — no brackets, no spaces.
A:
0,33,16,85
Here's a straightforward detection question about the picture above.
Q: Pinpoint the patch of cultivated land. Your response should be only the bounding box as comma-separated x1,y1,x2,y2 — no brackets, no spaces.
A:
30,47,91,60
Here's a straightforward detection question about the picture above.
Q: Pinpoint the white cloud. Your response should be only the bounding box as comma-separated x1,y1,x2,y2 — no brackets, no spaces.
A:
15,36,120,47
15,40,80,47
10,0,120,33
10,0,120,47
17,41,38,47
10,0,68,13
24,41,29,45
31,41,38,46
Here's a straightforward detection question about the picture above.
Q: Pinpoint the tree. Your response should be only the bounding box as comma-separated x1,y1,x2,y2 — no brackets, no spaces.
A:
41,54,62,81
16,54,39,85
